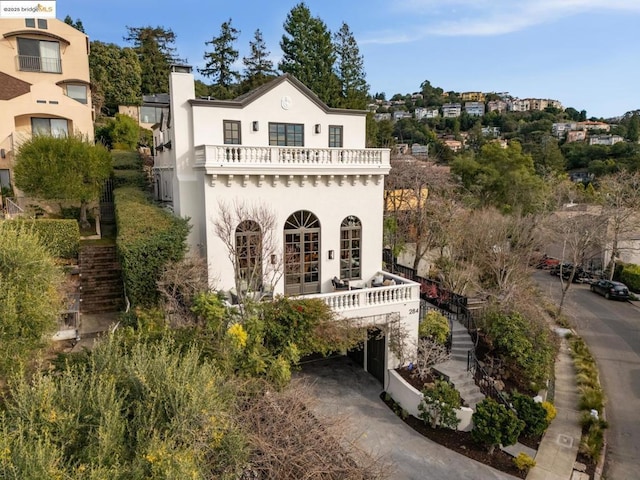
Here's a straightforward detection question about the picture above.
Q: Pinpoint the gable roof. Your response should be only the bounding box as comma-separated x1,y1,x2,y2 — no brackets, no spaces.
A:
0,72,31,100
189,73,366,116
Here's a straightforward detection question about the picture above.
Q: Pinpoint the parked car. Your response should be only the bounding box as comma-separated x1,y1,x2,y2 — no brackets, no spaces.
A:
590,280,630,301
550,263,589,283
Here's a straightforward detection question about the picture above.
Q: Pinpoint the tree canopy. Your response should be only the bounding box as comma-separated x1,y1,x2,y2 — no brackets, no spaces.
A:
89,41,142,115
125,26,180,95
333,22,369,109
199,19,240,99
241,29,277,92
14,135,113,227
279,3,340,106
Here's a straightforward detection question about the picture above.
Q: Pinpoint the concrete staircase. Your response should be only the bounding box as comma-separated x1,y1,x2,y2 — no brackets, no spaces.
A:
434,319,485,410
79,244,124,314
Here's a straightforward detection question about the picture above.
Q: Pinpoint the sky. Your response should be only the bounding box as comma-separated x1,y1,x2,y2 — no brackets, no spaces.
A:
57,0,640,119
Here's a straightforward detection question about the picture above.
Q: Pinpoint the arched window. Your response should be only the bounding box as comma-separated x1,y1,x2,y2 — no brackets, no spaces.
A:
236,220,262,290
284,210,320,296
340,216,361,280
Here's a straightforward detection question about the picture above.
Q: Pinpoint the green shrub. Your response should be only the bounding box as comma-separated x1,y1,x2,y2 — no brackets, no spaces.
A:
513,452,536,472
472,398,524,454
8,218,80,259
115,187,190,307
112,149,142,170
418,380,461,429
114,169,148,189
620,263,640,292
419,309,450,345
511,392,548,437
541,401,557,423
483,310,557,391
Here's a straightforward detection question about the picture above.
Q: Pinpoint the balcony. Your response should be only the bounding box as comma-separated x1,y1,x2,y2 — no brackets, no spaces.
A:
17,55,62,73
194,145,391,177
305,271,420,316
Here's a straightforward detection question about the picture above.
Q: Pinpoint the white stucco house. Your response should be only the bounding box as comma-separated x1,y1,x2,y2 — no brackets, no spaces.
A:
152,65,420,386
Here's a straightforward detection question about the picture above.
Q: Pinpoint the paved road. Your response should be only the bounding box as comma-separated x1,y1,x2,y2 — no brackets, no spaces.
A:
534,271,640,480
297,356,518,480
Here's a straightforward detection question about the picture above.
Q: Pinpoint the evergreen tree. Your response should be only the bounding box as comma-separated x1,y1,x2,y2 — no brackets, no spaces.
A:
333,22,369,110
627,113,639,142
279,3,340,106
242,29,277,91
89,41,142,116
125,26,180,95
63,15,85,33
200,19,240,99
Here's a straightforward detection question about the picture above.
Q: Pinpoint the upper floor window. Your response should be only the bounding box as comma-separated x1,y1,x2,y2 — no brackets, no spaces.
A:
340,216,361,280
329,125,343,148
140,105,163,124
31,117,68,137
37,19,48,29
269,123,303,146
25,19,35,28
17,38,61,73
224,120,241,145
66,84,87,104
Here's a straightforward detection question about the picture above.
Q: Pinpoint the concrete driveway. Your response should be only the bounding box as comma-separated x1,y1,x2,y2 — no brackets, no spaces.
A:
296,356,518,480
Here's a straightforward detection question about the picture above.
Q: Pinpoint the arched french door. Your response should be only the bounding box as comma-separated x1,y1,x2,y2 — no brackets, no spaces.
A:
284,210,320,296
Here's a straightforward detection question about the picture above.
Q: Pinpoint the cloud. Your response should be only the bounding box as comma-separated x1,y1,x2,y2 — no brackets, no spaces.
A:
362,0,640,42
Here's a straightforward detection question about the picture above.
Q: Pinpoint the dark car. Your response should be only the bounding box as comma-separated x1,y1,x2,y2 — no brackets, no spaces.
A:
590,280,630,300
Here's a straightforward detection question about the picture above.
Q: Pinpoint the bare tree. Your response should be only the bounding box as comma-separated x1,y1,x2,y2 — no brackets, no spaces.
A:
462,208,544,303
157,255,210,326
213,200,282,308
415,338,450,381
597,171,640,278
546,211,607,315
239,379,389,479
384,156,461,274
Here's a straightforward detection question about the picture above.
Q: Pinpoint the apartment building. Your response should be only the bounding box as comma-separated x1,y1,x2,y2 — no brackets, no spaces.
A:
0,5,93,195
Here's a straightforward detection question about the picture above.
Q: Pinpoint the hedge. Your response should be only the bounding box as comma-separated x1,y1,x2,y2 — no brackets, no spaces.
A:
114,187,190,307
5,218,79,259
620,264,640,293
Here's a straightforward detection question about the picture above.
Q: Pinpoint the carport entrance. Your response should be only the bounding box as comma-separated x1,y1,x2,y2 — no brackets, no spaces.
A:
347,327,386,385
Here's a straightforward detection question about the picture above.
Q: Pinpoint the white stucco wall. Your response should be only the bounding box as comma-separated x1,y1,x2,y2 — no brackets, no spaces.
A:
190,81,366,149
387,370,474,431
202,175,385,294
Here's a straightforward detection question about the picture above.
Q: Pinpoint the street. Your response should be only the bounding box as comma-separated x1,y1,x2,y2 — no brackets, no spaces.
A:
534,271,640,480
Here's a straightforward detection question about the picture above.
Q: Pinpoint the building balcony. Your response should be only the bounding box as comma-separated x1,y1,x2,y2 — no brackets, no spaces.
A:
304,271,420,318
17,55,62,74
194,145,390,177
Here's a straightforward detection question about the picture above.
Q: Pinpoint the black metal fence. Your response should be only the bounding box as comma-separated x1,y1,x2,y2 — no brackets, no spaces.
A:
385,249,513,407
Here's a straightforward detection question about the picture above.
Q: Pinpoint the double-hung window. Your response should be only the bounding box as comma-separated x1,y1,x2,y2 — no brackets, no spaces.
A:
269,123,304,146
329,125,343,148
224,120,241,144
17,38,61,73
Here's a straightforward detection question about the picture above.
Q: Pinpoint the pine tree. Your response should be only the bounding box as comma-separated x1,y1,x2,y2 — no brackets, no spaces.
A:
200,19,240,99
279,3,340,106
333,22,369,110
63,15,85,33
242,29,277,91
125,26,180,95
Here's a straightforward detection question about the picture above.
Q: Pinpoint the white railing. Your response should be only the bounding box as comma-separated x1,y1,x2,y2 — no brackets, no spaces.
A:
195,145,390,169
305,272,419,313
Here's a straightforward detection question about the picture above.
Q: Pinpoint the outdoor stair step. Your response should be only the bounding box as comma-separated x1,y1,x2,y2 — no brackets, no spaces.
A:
80,277,123,287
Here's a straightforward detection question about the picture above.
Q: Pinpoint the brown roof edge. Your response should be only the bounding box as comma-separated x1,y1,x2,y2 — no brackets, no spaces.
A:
0,71,32,101
188,73,367,116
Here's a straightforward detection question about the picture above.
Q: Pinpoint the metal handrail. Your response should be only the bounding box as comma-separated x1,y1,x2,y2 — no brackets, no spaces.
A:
467,350,512,409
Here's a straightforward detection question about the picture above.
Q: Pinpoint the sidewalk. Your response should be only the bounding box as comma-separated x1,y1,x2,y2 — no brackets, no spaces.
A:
527,337,583,480
70,312,119,352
